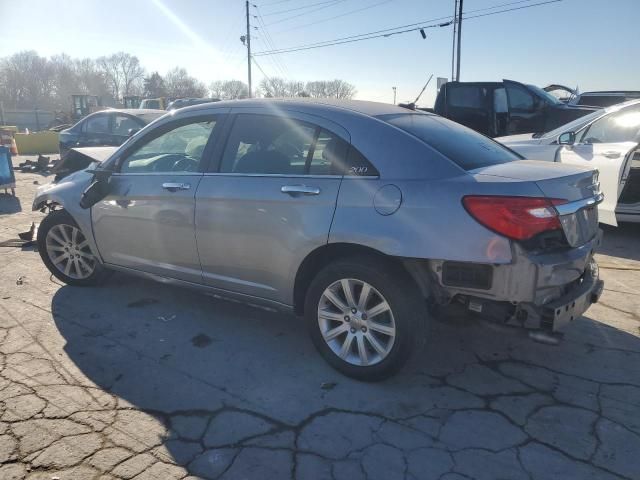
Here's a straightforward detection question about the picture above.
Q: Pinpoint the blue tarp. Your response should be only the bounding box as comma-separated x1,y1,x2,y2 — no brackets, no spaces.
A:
0,146,15,190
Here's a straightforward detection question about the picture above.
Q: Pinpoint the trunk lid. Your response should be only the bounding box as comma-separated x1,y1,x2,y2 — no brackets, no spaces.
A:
471,160,599,202
470,160,601,246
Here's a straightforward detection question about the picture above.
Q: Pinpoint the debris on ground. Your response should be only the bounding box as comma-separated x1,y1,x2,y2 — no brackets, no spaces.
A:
321,382,337,391
18,222,37,241
18,154,58,173
16,275,26,285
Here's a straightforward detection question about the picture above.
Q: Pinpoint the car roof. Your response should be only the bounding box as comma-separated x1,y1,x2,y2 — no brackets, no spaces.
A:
178,97,422,119
86,108,165,116
580,91,640,96
601,98,640,112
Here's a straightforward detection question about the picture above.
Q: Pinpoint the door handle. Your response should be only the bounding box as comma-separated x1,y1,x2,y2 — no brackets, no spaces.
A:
603,151,621,159
281,185,320,196
162,182,191,192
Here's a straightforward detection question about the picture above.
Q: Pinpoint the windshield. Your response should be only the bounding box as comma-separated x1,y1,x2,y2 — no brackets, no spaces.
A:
537,109,605,139
526,84,562,105
381,113,521,171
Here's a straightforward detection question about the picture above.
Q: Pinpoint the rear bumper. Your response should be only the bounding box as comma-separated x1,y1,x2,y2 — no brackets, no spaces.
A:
540,266,603,331
413,229,603,332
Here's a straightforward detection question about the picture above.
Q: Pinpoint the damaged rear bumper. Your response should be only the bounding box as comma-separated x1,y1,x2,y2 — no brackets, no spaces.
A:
408,229,604,333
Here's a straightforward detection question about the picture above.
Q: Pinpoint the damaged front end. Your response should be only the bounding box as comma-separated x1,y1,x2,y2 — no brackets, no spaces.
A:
51,146,117,182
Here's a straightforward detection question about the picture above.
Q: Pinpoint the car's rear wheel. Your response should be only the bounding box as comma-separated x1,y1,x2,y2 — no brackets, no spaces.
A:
305,257,427,381
37,210,109,286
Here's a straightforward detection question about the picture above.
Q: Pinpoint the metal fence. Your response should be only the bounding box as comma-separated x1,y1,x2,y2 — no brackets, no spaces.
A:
0,107,55,132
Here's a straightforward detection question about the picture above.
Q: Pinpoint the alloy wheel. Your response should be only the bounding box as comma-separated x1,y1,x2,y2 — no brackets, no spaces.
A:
45,224,96,280
318,278,396,366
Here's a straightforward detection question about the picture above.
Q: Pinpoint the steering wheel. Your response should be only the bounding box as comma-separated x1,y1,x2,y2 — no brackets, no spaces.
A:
171,156,198,172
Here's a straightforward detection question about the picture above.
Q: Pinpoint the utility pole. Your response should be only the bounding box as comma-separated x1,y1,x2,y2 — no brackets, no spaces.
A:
392,86,397,105
245,0,252,98
456,0,463,82
451,0,458,81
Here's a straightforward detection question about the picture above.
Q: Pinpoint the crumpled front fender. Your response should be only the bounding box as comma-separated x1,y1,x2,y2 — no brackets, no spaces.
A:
32,170,103,262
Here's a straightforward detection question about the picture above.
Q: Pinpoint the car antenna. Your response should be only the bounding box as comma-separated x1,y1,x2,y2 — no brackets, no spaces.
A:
399,74,433,110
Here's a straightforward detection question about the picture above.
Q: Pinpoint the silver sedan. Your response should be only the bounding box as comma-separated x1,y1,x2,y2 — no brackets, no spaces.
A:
34,99,604,380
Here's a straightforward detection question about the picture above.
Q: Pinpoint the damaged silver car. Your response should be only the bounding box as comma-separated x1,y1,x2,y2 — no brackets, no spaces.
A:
33,99,604,380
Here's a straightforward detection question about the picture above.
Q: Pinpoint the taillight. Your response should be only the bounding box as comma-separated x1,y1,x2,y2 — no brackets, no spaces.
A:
462,196,567,241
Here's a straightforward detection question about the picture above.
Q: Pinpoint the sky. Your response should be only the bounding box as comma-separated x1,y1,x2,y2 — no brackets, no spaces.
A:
1,0,638,106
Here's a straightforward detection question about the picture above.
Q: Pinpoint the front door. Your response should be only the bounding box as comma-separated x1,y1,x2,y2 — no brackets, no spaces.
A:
79,112,112,147
195,111,347,305
504,80,544,135
557,106,640,225
92,115,220,282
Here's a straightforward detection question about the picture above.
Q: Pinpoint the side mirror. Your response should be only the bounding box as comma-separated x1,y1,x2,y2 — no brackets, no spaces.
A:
79,169,112,209
558,131,576,145
127,128,140,137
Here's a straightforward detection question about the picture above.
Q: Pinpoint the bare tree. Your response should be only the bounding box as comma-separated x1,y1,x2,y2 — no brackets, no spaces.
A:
326,79,356,99
304,80,356,99
209,80,248,100
164,67,207,98
0,51,55,109
305,81,328,99
143,72,167,98
74,58,109,97
97,52,144,100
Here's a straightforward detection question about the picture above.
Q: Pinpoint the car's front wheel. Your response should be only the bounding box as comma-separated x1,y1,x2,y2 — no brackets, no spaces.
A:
305,257,427,381
37,210,109,286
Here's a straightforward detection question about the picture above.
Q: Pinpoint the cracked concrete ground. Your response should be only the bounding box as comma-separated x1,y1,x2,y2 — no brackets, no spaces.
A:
1,155,640,479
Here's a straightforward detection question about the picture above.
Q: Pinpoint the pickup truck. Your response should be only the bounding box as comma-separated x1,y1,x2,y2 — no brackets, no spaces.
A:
433,79,598,137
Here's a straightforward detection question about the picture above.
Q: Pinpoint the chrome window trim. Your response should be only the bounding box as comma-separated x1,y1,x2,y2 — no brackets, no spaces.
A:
111,172,203,177
555,193,604,216
200,172,379,179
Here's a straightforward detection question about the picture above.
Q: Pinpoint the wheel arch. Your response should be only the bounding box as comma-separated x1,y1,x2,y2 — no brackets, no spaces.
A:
293,242,424,315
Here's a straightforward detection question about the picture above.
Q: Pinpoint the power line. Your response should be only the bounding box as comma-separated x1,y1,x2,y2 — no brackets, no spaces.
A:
271,0,393,34
264,0,347,26
257,0,294,6
253,7,292,79
271,0,539,44
254,0,561,56
259,0,348,17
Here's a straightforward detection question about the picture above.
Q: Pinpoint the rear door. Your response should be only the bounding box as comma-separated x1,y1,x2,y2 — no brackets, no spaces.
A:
194,109,347,305
557,105,640,225
92,112,224,282
441,83,492,135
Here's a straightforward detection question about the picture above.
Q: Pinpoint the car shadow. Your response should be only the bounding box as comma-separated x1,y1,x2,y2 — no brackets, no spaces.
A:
49,271,640,477
0,193,21,214
598,222,640,262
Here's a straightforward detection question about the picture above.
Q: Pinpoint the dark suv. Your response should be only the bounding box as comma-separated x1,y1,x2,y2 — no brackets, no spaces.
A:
433,79,598,137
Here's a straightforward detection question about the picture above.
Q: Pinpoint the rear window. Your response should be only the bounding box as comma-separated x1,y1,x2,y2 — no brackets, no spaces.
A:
380,113,520,171
447,85,486,109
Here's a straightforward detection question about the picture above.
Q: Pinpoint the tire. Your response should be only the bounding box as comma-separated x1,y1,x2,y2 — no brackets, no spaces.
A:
37,209,110,286
305,256,428,381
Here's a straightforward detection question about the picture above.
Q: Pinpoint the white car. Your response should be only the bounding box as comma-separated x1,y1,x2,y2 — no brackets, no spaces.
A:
497,100,640,226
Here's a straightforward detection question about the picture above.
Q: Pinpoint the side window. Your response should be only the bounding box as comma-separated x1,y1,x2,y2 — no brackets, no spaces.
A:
506,85,535,112
308,130,348,175
220,115,316,175
581,107,640,144
120,118,216,173
84,114,110,134
447,86,485,109
113,115,141,136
